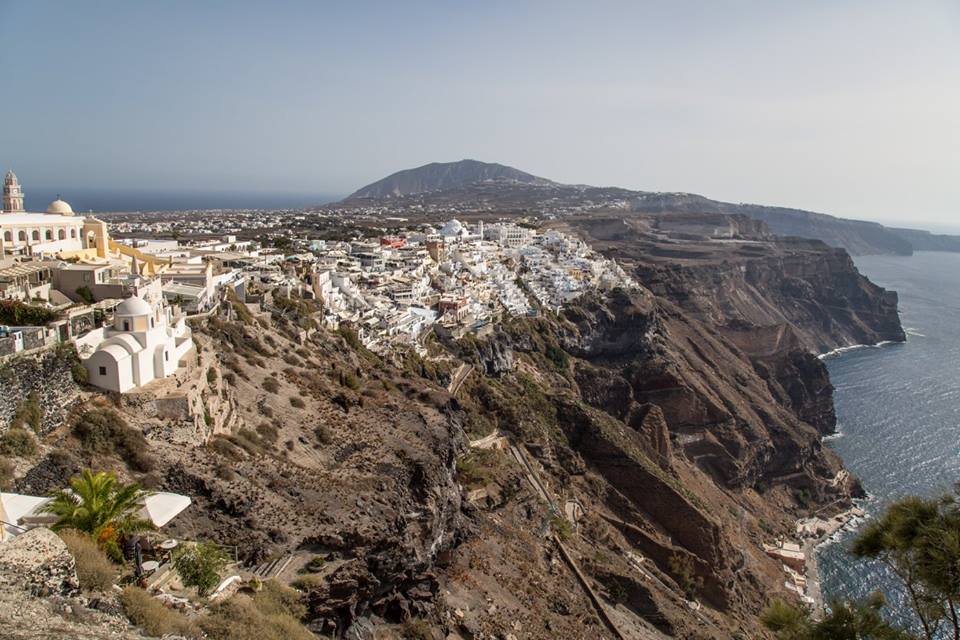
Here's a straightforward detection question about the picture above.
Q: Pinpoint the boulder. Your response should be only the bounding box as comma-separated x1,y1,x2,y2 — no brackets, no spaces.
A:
0,528,79,597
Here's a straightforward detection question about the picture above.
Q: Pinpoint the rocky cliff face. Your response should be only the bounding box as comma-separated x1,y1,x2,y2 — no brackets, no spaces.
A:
0,213,906,639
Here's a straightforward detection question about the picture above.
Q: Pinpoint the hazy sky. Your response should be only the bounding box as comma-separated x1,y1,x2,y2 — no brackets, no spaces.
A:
1,1,957,226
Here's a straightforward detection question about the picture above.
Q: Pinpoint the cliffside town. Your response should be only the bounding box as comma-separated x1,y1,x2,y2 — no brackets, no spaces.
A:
0,170,906,639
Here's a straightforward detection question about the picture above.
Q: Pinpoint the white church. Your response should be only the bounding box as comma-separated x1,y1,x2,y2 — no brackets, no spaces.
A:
81,295,194,393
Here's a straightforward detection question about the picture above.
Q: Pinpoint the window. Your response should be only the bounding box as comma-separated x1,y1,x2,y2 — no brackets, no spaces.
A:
45,230,53,240
18,231,25,241
58,229,65,240
70,229,77,239
149,318,154,328
98,366,106,376
3,231,10,242
31,230,39,241
123,320,130,331
164,351,169,361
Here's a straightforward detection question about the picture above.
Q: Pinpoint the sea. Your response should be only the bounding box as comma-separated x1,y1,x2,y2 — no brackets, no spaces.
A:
23,188,340,213
818,251,960,630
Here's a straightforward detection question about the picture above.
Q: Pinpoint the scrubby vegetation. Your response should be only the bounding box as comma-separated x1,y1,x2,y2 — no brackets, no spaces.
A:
199,588,314,640
72,407,156,472
11,392,43,433
121,585,199,637
0,427,37,457
59,529,118,592
401,618,434,640
455,448,507,488
667,554,703,600
0,456,14,490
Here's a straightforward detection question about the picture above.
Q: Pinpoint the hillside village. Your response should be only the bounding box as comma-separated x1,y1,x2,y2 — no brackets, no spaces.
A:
0,169,879,640
0,171,635,379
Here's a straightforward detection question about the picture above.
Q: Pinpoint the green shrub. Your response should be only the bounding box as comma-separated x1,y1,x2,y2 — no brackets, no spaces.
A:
0,300,58,326
262,378,280,394
336,326,362,350
71,360,88,385
289,397,305,409
0,427,37,457
59,529,118,591
174,542,228,596
339,372,360,390
545,343,569,369
75,286,95,304
120,585,198,637
302,555,325,573
550,515,573,542
207,368,218,384
668,554,704,600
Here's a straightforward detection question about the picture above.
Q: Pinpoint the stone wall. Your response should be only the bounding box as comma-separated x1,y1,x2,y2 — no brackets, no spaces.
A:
119,334,240,446
0,346,83,436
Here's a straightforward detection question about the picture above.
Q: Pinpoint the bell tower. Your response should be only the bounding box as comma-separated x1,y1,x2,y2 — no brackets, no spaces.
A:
3,171,24,213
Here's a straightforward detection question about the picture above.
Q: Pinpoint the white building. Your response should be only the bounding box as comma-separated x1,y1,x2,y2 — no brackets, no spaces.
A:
0,171,110,258
82,296,194,393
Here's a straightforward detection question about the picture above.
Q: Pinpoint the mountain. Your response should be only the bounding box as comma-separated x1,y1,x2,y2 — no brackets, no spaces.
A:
344,161,960,255
345,159,555,199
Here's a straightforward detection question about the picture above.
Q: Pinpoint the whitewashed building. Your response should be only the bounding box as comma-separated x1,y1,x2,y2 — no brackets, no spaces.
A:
82,296,193,393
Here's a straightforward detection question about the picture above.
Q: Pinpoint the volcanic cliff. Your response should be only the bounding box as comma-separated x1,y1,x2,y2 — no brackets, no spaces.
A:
0,212,904,639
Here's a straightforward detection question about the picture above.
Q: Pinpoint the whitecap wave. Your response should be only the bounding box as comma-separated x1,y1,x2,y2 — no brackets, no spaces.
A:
818,341,898,360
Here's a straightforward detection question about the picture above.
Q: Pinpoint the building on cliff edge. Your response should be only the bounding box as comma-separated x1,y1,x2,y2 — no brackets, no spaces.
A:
78,295,194,393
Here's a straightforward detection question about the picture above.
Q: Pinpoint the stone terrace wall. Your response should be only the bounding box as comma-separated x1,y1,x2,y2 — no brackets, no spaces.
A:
0,347,83,436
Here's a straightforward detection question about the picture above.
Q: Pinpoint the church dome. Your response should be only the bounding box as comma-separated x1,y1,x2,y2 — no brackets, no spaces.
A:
115,296,152,317
440,219,464,237
47,197,74,216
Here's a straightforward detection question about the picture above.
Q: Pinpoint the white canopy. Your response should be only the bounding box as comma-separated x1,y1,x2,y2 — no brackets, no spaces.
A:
140,492,192,528
0,490,191,540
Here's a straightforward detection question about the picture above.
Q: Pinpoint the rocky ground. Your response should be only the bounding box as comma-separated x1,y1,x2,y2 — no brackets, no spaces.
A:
0,211,904,639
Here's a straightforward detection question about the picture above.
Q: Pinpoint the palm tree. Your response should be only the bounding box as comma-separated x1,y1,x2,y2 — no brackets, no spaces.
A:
42,470,154,553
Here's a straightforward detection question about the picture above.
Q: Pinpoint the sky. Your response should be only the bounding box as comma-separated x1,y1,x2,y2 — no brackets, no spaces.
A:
0,1,957,226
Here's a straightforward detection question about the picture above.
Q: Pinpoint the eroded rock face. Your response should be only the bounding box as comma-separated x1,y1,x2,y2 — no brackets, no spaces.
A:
0,528,79,597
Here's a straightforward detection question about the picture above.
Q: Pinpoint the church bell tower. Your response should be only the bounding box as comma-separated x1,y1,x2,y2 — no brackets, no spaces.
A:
3,171,24,213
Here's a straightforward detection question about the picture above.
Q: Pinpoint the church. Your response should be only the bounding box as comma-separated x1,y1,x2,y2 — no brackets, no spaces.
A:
81,294,194,393
0,171,109,259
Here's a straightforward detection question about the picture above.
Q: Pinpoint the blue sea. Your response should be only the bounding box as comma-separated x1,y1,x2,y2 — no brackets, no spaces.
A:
22,188,340,213
819,251,960,631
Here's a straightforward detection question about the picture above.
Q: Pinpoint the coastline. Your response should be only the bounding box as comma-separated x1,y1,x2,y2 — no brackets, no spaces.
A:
817,340,900,360
765,507,864,615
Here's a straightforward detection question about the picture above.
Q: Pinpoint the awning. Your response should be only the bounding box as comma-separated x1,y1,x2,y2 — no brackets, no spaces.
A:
140,492,192,528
